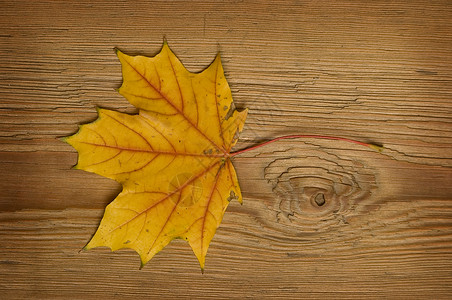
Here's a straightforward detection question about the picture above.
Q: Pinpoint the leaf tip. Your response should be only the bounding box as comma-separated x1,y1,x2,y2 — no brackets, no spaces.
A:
198,257,206,273
114,47,123,56
161,39,171,53
59,136,69,144
138,253,149,270
94,106,106,118
61,134,77,149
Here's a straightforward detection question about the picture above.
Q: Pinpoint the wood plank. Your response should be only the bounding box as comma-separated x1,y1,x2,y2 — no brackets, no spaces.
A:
1,0,451,298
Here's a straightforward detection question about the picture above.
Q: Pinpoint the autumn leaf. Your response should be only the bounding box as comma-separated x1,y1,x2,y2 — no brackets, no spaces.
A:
64,42,248,270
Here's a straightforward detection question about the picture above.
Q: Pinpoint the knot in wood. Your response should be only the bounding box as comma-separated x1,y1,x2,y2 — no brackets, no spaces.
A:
264,147,377,234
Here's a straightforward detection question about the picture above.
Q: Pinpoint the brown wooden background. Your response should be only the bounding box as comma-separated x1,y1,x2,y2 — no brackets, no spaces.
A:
1,0,452,298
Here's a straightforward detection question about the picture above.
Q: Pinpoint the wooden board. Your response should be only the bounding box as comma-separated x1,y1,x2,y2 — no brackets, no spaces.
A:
1,0,451,298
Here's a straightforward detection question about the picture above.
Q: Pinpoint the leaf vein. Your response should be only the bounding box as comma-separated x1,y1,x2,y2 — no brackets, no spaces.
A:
121,52,227,155
79,141,223,158
139,115,177,152
107,161,221,237
103,111,154,151
200,163,223,256
214,61,226,148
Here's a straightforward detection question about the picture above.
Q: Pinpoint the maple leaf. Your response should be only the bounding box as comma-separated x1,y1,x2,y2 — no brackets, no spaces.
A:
64,42,248,270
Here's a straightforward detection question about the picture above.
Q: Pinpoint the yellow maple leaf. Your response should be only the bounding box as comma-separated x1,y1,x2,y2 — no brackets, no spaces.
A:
64,42,248,271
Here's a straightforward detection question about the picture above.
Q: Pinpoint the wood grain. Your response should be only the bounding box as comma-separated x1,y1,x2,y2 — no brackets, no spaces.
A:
1,0,451,298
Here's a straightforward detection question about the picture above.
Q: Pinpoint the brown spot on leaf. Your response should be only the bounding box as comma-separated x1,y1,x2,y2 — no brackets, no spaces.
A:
227,190,238,202
224,103,236,120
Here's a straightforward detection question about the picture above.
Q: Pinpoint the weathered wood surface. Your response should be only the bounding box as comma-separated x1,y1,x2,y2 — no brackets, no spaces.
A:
1,0,452,298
